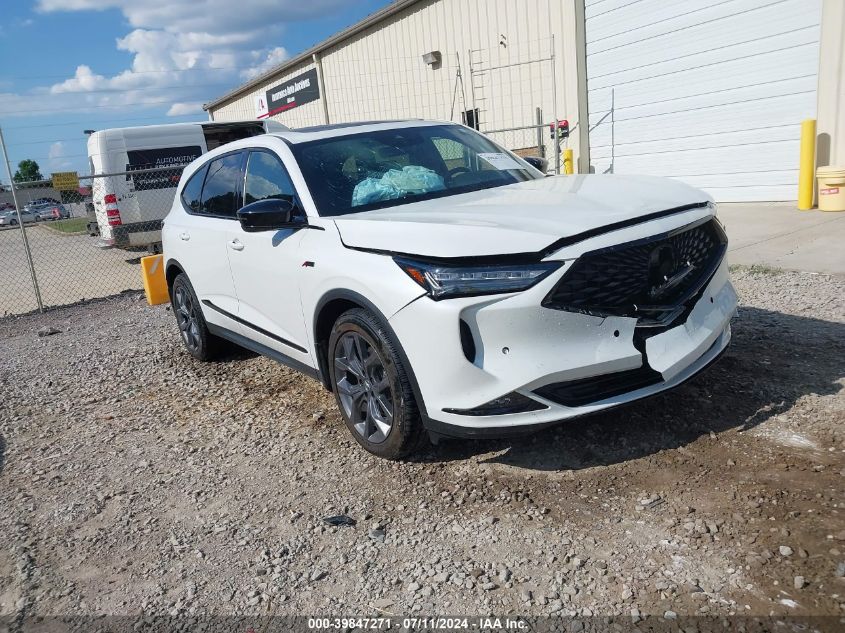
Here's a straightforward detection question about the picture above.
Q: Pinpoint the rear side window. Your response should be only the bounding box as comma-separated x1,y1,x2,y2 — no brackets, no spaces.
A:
244,151,296,205
180,165,207,213
199,153,244,217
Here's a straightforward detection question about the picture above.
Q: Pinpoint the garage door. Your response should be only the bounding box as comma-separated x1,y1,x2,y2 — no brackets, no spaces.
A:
586,0,822,202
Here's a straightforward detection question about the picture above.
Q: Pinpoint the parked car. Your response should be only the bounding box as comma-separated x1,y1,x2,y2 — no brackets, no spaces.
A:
28,202,71,221
163,120,736,459
0,207,38,225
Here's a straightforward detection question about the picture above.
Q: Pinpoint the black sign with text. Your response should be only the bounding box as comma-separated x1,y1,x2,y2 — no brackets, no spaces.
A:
125,146,202,190
263,68,320,117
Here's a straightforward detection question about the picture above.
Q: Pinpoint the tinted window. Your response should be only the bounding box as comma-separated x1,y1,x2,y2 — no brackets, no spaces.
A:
199,153,243,217
291,124,538,216
244,151,295,205
180,165,207,213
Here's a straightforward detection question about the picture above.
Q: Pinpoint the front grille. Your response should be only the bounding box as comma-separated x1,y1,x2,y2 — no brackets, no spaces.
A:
534,366,663,408
543,217,727,326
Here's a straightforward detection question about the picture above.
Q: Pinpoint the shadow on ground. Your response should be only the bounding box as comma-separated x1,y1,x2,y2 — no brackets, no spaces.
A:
418,307,845,471
0,434,6,476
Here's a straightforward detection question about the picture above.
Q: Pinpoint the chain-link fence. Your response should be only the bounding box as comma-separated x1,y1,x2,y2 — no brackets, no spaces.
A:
0,167,183,317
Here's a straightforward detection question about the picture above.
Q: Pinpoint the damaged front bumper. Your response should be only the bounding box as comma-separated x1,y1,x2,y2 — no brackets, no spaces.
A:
388,209,737,438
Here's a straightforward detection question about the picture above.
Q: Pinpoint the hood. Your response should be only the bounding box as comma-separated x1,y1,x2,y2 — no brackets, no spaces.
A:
333,175,711,259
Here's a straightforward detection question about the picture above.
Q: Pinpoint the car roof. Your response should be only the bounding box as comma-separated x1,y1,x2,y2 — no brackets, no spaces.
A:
269,119,458,144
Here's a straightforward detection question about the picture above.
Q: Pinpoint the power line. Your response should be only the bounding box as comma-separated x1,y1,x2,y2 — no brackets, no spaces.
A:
2,65,252,81
26,80,235,97
3,113,202,130
1,98,191,116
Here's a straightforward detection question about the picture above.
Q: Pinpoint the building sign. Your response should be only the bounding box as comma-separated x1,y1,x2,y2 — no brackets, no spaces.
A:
51,171,79,191
258,68,319,119
255,95,269,119
125,146,201,190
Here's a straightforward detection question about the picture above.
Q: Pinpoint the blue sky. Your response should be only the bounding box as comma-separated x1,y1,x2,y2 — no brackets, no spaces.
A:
0,0,388,183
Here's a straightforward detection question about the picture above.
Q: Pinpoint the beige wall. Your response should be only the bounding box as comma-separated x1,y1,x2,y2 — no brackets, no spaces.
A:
816,0,845,167
209,0,584,166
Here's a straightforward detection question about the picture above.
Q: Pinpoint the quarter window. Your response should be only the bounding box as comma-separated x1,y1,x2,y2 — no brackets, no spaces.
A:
180,164,207,213
244,151,296,205
199,153,243,217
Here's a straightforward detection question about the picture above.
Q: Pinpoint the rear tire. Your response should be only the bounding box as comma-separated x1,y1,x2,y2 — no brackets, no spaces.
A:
328,308,425,460
170,273,222,361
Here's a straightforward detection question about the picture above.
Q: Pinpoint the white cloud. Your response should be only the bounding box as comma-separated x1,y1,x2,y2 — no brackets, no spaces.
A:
47,141,73,172
1,0,348,118
166,102,205,117
241,47,290,80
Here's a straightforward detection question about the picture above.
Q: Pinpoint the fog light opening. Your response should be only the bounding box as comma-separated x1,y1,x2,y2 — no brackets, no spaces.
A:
459,319,476,364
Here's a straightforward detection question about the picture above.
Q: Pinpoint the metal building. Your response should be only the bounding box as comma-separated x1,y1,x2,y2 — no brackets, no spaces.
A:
205,0,845,203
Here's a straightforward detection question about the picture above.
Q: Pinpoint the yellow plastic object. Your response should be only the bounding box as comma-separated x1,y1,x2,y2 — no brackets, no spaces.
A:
140,254,169,305
798,119,816,210
563,148,574,174
816,166,845,212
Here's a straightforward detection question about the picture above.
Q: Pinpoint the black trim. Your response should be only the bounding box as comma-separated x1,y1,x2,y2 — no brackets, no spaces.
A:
427,337,729,440
338,202,712,266
539,202,712,256
206,323,320,380
443,391,548,416
533,366,664,408
201,299,308,353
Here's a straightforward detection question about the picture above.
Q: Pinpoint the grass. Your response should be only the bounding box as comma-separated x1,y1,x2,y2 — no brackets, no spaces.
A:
729,263,784,276
43,217,89,234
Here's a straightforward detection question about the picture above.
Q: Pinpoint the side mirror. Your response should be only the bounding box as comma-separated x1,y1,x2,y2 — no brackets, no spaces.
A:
237,198,304,232
523,156,549,173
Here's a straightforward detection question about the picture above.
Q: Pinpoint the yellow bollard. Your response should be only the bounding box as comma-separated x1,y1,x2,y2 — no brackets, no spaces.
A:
798,119,816,210
140,254,170,305
563,148,574,175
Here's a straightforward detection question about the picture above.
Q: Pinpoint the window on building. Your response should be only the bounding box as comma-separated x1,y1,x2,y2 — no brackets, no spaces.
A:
462,108,480,130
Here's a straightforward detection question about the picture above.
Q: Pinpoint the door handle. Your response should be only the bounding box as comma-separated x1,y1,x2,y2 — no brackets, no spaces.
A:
179,232,190,241
228,239,244,251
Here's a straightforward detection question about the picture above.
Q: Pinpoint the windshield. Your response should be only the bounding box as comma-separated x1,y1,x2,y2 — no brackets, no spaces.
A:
291,124,540,216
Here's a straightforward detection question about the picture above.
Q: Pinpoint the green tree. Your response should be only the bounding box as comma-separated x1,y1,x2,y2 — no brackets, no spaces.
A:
13,159,43,183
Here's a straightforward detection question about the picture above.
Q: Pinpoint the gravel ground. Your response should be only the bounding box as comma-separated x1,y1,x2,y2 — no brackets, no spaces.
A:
0,267,843,624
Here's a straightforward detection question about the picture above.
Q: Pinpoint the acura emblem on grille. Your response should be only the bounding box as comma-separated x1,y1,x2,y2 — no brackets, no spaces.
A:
648,244,694,299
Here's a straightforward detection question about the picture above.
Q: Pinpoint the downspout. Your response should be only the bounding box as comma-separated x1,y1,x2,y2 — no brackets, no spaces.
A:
574,0,590,173
313,52,330,125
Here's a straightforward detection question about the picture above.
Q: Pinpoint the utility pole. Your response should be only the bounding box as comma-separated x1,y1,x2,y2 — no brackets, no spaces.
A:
0,125,43,312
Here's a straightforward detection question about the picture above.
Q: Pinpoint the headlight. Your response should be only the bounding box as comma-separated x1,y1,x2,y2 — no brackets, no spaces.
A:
394,257,561,300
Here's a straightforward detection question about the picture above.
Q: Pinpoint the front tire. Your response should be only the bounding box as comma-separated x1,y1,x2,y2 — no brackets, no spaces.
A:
328,308,424,460
170,273,221,361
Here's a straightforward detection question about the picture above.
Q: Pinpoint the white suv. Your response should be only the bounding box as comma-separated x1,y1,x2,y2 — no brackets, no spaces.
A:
163,120,736,459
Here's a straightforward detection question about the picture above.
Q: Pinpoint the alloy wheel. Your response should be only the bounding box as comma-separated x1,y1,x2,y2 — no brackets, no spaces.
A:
173,286,200,352
333,331,394,444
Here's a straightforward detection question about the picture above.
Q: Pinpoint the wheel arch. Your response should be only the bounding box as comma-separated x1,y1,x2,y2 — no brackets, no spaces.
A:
312,289,430,422
164,258,185,296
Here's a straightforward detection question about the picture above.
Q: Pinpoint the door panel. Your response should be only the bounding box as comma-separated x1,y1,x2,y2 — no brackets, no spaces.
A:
227,150,313,362
169,153,243,323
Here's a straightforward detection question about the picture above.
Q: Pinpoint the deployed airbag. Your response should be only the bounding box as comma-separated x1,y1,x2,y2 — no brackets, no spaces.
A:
352,165,445,207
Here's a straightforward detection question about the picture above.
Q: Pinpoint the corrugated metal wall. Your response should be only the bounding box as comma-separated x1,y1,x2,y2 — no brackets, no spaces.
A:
210,0,582,159
586,0,822,202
